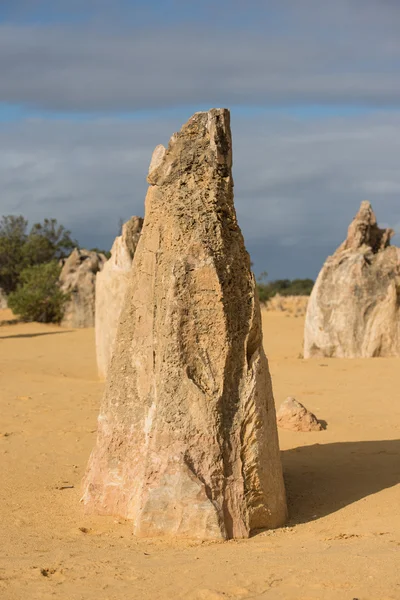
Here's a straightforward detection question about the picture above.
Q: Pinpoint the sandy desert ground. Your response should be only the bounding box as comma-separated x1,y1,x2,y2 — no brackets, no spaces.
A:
0,307,399,600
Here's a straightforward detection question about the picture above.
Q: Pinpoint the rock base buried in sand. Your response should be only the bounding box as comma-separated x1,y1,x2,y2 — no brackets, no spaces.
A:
277,397,323,432
82,108,287,540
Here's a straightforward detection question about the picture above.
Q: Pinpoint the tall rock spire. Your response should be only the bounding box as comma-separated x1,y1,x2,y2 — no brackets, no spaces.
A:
95,216,143,379
82,109,287,539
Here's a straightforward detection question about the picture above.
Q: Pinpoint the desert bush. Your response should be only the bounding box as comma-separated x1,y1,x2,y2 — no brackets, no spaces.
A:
257,277,314,303
8,261,69,323
0,215,76,294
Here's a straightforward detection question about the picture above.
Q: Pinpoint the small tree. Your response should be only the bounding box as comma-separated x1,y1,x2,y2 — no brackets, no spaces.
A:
0,215,77,294
24,218,77,265
0,215,28,294
8,261,69,323
256,274,314,304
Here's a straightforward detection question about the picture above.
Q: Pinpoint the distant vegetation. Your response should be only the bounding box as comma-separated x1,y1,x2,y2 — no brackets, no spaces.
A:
0,214,314,321
0,215,77,323
0,214,111,323
0,215,76,294
256,272,314,303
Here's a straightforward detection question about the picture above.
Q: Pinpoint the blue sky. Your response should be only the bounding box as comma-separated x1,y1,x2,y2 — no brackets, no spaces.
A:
1,0,400,278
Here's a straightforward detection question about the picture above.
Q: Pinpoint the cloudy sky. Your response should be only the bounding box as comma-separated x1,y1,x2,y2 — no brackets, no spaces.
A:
1,0,400,279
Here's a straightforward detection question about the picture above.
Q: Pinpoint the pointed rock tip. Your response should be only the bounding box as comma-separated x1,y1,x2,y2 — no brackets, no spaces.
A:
355,200,375,221
191,107,230,118
340,200,393,253
147,108,231,185
359,199,372,210
147,144,166,182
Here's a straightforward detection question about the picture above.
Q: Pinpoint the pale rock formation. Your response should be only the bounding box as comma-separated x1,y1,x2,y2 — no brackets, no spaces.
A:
95,216,143,379
82,109,287,540
0,288,7,309
60,248,107,328
304,201,400,358
266,294,309,316
277,397,323,432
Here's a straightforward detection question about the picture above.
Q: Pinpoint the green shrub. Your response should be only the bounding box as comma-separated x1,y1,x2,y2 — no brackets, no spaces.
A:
256,278,314,303
0,215,76,294
257,283,272,303
8,261,69,323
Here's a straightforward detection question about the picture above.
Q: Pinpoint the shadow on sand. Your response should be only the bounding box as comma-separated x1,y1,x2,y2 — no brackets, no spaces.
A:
0,330,72,340
282,439,400,524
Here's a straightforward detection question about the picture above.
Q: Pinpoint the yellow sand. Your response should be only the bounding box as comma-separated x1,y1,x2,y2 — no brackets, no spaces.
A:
0,308,399,599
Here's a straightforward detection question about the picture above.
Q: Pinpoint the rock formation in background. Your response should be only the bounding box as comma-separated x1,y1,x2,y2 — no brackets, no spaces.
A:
304,201,400,358
59,249,106,328
277,397,323,432
0,288,7,309
82,108,287,539
95,216,143,379
266,294,309,316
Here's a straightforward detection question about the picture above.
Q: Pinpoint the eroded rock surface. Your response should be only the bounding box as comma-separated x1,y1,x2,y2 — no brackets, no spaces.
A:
82,109,287,539
60,248,106,328
277,397,323,432
304,201,400,358
95,216,143,379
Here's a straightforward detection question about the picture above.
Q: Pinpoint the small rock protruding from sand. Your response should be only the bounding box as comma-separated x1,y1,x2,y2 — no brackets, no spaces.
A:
82,108,287,540
304,201,400,358
59,248,107,328
95,216,143,379
277,397,323,432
